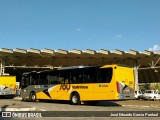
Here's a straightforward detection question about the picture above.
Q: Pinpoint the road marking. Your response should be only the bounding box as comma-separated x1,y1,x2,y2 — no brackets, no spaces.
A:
0,107,47,111
122,105,150,107
13,97,22,100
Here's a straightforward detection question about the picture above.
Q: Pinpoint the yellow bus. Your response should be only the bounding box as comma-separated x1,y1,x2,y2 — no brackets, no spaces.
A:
21,64,135,105
0,76,16,98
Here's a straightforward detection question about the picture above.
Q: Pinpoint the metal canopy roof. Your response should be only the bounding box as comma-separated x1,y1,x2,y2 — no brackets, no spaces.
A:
0,48,160,68
0,48,160,83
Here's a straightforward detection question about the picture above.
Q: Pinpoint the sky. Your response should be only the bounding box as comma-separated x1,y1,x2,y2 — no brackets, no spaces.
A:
0,0,160,51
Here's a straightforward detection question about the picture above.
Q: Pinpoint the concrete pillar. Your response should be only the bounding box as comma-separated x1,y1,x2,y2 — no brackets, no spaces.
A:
0,58,5,75
134,60,139,91
134,67,139,91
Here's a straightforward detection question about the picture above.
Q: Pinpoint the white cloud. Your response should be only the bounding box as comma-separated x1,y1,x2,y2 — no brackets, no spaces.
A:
116,34,122,38
149,45,160,52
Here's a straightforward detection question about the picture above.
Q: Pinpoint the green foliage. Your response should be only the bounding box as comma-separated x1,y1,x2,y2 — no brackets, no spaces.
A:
139,83,160,93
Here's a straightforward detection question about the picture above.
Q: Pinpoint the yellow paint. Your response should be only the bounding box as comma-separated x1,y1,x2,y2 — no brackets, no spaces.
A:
35,64,134,101
0,76,16,94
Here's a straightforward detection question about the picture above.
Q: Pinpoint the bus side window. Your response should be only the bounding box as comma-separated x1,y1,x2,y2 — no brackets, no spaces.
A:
83,68,97,83
65,79,69,84
30,73,38,85
98,68,112,83
59,71,70,84
83,75,90,83
48,75,53,84
39,73,48,85
70,70,84,84
32,78,36,85
48,73,59,84
76,74,83,83
58,78,64,84
32,77,37,85
21,76,30,88
70,76,76,84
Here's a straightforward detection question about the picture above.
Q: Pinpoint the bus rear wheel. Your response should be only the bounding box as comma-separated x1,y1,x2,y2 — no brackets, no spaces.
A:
29,92,36,102
70,93,80,105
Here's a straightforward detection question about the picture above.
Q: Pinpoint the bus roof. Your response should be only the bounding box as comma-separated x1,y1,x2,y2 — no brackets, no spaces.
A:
22,71,36,75
57,66,99,70
22,64,132,75
22,66,99,76
101,64,132,68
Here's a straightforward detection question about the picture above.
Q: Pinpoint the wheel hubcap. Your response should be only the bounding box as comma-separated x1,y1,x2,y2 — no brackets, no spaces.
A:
32,94,35,100
72,95,78,103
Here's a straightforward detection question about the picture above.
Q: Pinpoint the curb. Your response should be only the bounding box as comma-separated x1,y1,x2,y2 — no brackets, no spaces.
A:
13,97,22,100
122,105,150,107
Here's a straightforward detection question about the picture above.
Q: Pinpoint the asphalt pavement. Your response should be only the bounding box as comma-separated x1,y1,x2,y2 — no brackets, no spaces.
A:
0,97,160,120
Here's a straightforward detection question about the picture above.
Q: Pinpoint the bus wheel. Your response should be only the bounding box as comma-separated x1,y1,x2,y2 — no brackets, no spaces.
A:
70,93,80,105
29,92,36,102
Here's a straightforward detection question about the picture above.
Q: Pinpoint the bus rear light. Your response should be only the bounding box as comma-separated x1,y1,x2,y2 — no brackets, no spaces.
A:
116,81,120,94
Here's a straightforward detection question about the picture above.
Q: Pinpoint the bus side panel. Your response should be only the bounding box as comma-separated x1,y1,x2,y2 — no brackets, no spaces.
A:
36,84,70,100
36,83,117,101
115,66,135,99
0,76,16,96
79,69,117,101
80,83,117,101
21,85,50,100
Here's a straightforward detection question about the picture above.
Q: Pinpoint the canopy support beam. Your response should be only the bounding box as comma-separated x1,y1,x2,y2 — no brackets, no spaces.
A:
138,57,160,70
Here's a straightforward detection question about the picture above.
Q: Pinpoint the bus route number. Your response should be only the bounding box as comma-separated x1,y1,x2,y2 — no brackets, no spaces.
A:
60,84,70,90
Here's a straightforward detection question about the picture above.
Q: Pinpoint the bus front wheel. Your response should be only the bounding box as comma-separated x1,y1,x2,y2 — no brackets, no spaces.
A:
29,92,36,102
70,93,80,105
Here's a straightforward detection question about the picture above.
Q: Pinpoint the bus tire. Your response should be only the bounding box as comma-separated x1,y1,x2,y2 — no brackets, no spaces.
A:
29,92,36,102
70,93,80,105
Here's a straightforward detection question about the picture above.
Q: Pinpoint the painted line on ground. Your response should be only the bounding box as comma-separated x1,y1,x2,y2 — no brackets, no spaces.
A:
0,107,47,111
122,105,150,107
